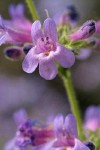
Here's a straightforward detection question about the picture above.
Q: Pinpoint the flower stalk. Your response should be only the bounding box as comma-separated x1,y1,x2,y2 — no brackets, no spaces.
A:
26,0,39,20
59,68,85,140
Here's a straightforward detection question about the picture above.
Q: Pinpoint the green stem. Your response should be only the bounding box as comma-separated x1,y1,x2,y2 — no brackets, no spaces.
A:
26,0,39,20
59,69,85,140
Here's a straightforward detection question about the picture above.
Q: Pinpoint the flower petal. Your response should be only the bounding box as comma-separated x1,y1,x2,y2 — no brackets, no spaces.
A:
9,4,24,19
13,109,28,126
22,47,38,73
31,20,42,45
39,52,58,80
55,45,75,68
54,114,64,137
0,33,6,45
44,18,58,42
34,141,57,150
68,139,90,150
4,138,20,150
65,114,78,138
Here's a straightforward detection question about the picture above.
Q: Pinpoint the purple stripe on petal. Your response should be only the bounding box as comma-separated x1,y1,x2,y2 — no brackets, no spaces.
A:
65,114,78,138
55,45,75,68
22,47,38,73
31,21,43,45
44,18,58,42
39,52,58,80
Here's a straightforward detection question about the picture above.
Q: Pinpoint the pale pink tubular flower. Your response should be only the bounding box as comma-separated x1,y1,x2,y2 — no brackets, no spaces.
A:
69,21,96,41
84,106,100,131
22,18,75,80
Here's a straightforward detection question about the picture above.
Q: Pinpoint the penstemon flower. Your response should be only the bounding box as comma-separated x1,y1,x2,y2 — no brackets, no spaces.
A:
0,4,32,45
22,18,75,80
84,106,100,131
69,21,96,41
5,110,94,150
76,48,92,60
54,5,79,26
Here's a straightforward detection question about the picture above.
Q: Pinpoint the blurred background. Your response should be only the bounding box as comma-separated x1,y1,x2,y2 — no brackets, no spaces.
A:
0,0,100,148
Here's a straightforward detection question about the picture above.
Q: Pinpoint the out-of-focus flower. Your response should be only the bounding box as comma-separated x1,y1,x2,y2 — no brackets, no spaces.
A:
84,141,95,150
13,109,28,126
54,5,79,26
16,119,54,148
84,106,100,131
4,138,20,150
22,18,75,80
69,21,96,41
4,46,24,61
8,4,31,31
34,114,89,150
4,112,91,150
96,21,100,33
0,4,32,45
23,44,33,54
76,48,92,60
53,114,78,147
93,38,100,52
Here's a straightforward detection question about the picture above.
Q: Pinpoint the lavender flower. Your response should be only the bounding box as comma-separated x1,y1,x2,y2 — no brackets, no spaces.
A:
0,4,32,45
54,5,79,26
16,119,54,148
34,114,90,150
13,109,28,126
53,114,78,147
69,21,96,41
84,106,100,131
76,48,92,60
4,138,20,150
22,18,75,80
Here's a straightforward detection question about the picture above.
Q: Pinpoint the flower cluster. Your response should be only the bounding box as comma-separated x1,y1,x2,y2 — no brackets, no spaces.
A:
1,2,100,150
4,109,98,150
0,3,99,79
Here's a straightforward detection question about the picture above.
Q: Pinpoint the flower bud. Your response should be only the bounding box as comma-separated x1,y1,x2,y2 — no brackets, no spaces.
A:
69,21,96,41
23,44,33,54
4,46,24,61
84,141,95,150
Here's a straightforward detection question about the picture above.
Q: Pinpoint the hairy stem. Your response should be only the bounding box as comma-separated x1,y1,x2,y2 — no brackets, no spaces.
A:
26,0,39,20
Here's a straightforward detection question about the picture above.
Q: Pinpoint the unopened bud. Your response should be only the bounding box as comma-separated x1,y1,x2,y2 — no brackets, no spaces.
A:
84,141,95,150
4,46,24,61
69,21,96,41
